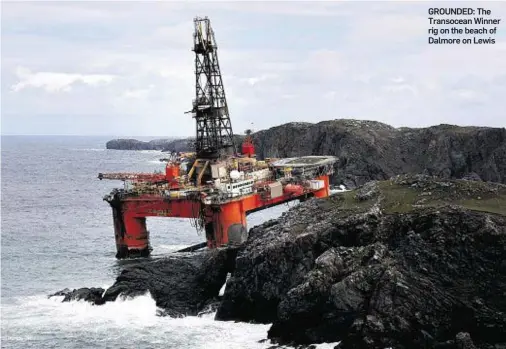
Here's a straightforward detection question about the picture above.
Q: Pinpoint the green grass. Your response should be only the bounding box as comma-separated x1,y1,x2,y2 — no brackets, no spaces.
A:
328,178,506,217
457,197,506,216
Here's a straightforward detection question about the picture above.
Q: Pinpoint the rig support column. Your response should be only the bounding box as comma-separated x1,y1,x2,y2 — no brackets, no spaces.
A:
112,205,151,258
313,175,331,198
206,201,248,248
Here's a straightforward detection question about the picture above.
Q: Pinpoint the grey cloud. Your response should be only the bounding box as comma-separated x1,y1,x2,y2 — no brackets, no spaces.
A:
2,1,506,136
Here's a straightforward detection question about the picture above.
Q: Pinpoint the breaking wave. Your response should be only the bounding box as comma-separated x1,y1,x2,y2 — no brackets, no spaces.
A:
1,292,338,349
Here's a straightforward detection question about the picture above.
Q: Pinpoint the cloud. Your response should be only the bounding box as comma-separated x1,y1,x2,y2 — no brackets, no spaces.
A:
11,67,115,93
2,1,506,136
323,91,337,100
304,50,345,79
198,1,350,17
453,89,484,102
147,21,195,49
348,13,427,46
243,74,279,86
122,85,155,99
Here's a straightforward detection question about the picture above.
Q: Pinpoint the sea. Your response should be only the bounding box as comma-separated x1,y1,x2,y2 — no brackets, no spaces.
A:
0,136,340,349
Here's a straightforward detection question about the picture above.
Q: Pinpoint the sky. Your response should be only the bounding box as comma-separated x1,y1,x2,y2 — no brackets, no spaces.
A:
1,0,506,137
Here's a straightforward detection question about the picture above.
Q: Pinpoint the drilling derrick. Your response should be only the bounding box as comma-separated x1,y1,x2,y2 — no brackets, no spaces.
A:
191,17,235,160
98,16,338,259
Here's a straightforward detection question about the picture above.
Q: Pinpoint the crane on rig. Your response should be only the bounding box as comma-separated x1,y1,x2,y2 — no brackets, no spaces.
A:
98,16,338,259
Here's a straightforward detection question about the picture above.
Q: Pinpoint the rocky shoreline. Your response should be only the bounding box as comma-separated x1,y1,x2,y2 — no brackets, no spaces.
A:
50,175,506,349
105,120,506,189
49,248,237,316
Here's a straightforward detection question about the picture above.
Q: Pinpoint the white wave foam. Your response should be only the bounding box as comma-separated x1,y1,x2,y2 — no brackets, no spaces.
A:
219,273,231,296
2,292,341,348
157,244,190,252
2,292,274,348
330,185,349,194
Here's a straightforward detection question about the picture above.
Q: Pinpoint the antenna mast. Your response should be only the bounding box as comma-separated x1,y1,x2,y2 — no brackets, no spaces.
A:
190,17,236,160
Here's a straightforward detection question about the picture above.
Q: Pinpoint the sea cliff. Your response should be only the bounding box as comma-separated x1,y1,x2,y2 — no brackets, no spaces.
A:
106,120,506,188
51,175,506,349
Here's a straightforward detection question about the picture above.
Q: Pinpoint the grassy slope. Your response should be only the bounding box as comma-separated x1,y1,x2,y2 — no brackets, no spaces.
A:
326,176,506,217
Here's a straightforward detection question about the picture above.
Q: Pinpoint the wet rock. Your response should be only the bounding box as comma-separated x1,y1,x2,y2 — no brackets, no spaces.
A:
102,247,237,316
217,176,506,349
197,298,222,317
50,247,238,317
49,287,105,305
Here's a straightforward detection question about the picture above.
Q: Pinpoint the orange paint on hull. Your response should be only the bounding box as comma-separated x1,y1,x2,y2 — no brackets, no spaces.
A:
109,175,331,258
313,175,330,198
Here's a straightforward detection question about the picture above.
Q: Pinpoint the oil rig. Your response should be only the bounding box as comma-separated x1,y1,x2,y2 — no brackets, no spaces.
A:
98,17,338,258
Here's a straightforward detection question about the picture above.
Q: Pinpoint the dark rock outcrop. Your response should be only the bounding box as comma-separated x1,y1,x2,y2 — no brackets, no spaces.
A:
251,120,506,188
160,138,196,153
216,175,506,349
49,248,237,316
106,120,506,188
49,287,105,304
102,248,236,316
105,138,195,152
106,138,160,150
105,136,243,152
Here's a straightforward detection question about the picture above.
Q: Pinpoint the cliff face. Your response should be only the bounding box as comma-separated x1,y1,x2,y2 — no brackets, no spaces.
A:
50,175,506,348
106,120,506,188
216,175,506,348
251,120,506,188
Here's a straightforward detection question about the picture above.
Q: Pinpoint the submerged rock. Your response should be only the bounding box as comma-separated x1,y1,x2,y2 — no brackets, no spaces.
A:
216,175,506,349
49,287,105,305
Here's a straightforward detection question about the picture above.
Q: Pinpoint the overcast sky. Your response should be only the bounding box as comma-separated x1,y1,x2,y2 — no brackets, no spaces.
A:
2,1,506,137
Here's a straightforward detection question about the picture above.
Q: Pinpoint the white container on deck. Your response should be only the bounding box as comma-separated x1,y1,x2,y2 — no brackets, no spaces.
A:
309,180,324,190
230,170,241,180
268,182,283,198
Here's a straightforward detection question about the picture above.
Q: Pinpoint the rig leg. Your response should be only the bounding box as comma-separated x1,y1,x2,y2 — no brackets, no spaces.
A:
112,208,151,258
313,175,331,198
206,201,248,248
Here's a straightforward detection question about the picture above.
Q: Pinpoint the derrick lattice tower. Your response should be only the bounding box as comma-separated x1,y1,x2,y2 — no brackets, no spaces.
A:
190,17,235,159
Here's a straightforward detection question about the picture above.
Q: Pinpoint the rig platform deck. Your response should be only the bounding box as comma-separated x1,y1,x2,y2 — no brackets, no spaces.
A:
98,17,338,258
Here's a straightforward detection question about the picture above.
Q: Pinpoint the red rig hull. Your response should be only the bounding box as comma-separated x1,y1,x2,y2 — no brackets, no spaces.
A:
105,175,331,258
